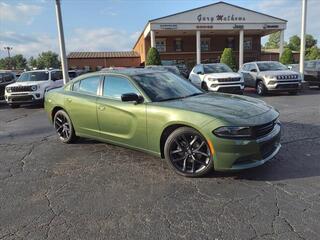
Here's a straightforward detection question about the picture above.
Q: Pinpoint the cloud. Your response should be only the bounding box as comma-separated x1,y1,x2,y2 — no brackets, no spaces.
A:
0,2,43,25
0,28,140,57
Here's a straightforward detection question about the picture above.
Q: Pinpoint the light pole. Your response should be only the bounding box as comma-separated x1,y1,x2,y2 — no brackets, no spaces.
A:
55,0,69,84
4,46,13,69
299,0,307,81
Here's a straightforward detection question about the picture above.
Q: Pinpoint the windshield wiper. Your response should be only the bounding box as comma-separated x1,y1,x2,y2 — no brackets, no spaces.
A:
157,93,204,102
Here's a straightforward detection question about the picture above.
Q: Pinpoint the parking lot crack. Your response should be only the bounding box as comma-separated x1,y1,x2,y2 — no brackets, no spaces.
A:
20,145,34,172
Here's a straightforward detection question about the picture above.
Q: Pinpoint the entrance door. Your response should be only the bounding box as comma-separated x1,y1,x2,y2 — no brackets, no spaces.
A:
97,75,147,149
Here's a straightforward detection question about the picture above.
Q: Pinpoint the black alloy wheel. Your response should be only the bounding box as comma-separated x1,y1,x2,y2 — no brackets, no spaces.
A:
201,81,209,91
53,110,76,143
164,127,213,177
256,81,267,96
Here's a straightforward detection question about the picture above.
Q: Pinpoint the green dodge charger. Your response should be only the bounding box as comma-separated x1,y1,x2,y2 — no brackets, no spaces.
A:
45,69,281,177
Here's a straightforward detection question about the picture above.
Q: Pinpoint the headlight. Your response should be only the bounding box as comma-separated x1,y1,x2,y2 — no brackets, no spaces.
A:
264,75,276,80
6,87,11,93
31,85,37,91
213,126,252,138
207,78,218,82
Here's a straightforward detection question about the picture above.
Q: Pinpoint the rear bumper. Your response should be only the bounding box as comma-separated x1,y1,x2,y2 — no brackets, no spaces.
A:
209,123,281,171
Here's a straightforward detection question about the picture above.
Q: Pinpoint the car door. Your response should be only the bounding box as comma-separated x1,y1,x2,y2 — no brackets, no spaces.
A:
64,75,101,138
246,63,258,87
50,71,64,88
96,74,148,149
189,65,203,87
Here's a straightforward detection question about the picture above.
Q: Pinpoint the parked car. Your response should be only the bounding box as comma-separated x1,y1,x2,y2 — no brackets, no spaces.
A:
239,61,302,95
0,71,16,99
304,60,320,88
189,63,244,94
68,69,85,80
145,65,186,78
4,69,63,108
45,68,281,177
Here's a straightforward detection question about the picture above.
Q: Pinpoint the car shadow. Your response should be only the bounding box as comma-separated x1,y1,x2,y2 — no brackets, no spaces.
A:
205,121,320,181
244,87,320,98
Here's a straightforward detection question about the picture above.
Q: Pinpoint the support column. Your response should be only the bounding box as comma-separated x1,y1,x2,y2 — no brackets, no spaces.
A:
239,29,244,68
299,0,307,81
196,30,201,64
279,30,284,59
150,30,156,48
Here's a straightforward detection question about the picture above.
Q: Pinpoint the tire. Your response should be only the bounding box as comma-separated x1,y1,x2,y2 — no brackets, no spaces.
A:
256,81,267,96
9,104,20,108
288,91,298,95
164,127,214,177
53,110,76,143
201,81,208,91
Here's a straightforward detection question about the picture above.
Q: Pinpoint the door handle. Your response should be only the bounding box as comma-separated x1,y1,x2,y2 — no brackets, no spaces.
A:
67,98,72,102
98,105,105,111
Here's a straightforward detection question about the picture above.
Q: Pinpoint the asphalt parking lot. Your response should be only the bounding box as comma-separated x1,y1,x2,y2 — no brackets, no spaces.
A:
0,88,320,240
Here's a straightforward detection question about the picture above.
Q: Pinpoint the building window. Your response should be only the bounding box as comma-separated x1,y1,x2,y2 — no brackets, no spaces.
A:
244,38,252,50
201,38,210,52
227,37,235,50
156,38,166,52
174,38,183,52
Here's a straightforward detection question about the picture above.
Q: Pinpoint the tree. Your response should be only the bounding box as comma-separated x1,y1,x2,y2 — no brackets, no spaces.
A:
28,57,37,69
0,58,10,70
265,31,281,49
306,34,317,49
306,46,320,60
280,48,294,65
287,35,300,51
36,51,61,69
0,54,27,70
146,47,161,65
220,48,237,71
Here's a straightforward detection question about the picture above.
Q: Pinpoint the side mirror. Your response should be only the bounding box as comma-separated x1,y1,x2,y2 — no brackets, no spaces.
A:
250,69,257,73
196,71,204,75
121,93,144,104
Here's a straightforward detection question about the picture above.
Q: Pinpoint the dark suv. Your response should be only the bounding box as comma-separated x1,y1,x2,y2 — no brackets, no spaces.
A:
304,60,320,88
0,71,16,99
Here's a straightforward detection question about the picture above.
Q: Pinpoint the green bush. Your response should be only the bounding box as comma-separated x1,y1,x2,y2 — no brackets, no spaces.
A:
280,48,294,65
146,47,161,65
220,48,237,71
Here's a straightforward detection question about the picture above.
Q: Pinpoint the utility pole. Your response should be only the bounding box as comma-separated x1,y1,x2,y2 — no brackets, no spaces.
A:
3,46,13,69
299,0,307,81
55,0,69,84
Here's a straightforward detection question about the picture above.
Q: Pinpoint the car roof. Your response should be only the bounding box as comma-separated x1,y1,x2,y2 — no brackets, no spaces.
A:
100,68,166,76
23,69,61,73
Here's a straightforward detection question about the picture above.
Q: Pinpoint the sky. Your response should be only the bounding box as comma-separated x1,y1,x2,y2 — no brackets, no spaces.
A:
0,0,319,58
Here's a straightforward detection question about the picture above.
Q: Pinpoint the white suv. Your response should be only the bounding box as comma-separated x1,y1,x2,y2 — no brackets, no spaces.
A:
5,69,63,108
189,63,244,94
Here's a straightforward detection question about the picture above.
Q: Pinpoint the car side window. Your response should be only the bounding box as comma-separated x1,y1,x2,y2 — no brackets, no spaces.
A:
51,71,63,81
248,64,257,72
103,75,139,100
73,76,100,95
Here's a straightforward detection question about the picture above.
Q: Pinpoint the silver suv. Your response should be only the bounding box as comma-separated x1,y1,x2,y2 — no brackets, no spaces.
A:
239,61,302,95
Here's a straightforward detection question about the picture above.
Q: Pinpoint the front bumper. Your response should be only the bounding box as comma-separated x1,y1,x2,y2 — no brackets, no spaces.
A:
266,81,302,91
5,92,44,104
208,82,244,93
208,123,281,171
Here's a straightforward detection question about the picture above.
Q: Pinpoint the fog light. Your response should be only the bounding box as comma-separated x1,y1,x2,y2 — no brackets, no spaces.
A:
210,84,218,88
36,93,40,98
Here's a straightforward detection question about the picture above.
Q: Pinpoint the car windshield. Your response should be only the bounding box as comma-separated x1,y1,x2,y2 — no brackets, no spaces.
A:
204,64,233,73
257,62,288,71
18,71,49,81
132,72,203,102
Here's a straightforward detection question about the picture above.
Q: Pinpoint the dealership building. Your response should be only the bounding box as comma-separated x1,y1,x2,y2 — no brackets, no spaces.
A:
68,1,287,71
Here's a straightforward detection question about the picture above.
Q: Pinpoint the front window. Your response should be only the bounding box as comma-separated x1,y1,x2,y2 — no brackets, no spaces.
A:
103,76,139,100
244,38,252,50
132,72,203,102
174,38,182,52
201,38,210,52
18,71,49,82
257,62,288,71
156,38,166,52
203,64,233,73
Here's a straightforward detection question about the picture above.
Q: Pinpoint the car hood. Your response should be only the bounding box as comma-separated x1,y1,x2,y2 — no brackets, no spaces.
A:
204,72,241,78
152,93,279,125
7,81,48,87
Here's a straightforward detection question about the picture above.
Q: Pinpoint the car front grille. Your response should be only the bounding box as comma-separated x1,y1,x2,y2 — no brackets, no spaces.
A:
8,95,34,102
9,86,33,92
217,86,242,93
276,75,299,80
276,84,299,89
217,77,241,82
252,121,275,138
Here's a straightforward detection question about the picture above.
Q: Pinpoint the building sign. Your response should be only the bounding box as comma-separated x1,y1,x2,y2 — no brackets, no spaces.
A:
196,25,214,29
233,24,244,29
160,24,178,30
197,14,246,22
263,24,279,29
